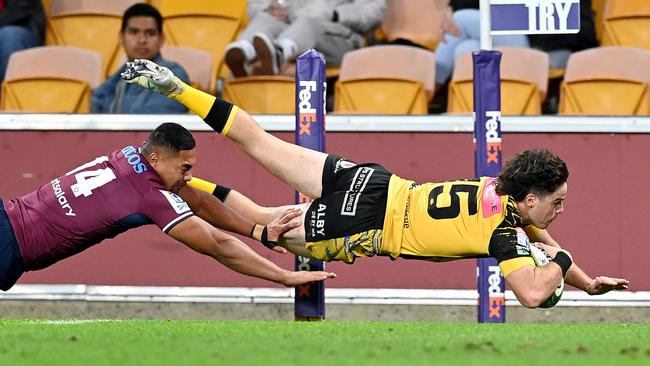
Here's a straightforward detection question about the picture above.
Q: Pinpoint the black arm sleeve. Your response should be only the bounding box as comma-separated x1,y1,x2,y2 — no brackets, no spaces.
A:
213,185,232,202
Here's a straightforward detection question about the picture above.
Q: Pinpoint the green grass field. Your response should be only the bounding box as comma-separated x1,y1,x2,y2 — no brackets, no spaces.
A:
1,320,649,366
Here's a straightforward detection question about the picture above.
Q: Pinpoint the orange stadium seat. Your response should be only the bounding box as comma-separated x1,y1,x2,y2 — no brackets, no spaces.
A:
381,0,449,51
447,47,549,115
45,0,141,79
334,45,436,115
41,0,52,16
1,46,102,113
559,47,650,116
222,76,295,114
155,0,247,93
600,0,650,51
160,45,213,92
592,0,607,41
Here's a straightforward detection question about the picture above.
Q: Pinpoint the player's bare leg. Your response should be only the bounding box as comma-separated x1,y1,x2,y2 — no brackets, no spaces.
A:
121,59,327,199
226,108,327,199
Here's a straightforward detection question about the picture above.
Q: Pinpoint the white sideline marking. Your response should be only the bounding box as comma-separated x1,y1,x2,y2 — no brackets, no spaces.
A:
29,319,122,325
2,285,649,307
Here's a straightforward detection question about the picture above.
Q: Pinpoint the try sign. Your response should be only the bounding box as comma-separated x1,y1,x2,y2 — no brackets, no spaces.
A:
491,0,580,35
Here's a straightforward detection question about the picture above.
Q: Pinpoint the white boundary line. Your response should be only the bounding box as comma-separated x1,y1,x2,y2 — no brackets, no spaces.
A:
1,114,650,133
2,285,649,307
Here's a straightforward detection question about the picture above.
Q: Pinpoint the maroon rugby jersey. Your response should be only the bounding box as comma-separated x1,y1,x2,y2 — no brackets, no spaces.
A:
3,146,193,271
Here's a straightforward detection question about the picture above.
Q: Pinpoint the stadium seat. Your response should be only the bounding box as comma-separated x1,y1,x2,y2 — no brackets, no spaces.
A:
222,76,295,114
601,0,650,51
1,46,102,113
559,47,650,116
592,0,607,41
155,0,247,93
41,0,52,15
381,0,449,50
447,47,549,115
160,46,213,92
45,0,140,79
334,45,436,115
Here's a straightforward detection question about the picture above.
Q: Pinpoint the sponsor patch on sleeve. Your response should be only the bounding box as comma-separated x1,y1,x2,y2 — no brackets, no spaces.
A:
515,227,531,256
159,190,191,214
481,178,503,218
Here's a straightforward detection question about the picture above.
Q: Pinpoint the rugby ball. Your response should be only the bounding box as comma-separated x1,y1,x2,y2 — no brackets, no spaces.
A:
530,245,564,308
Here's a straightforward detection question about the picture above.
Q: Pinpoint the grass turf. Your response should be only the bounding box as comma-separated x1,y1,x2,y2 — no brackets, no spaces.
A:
0,320,649,365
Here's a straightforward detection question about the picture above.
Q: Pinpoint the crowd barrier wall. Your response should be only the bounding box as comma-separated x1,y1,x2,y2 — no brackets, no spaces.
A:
1,114,647,290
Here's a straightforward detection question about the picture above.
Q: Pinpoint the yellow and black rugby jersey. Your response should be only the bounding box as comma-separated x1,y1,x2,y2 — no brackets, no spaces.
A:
381,175,535,277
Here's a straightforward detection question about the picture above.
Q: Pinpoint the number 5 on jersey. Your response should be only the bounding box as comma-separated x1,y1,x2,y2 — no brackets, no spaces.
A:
427,182,479,220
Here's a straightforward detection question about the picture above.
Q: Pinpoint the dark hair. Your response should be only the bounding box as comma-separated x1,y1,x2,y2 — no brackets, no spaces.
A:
142,123,195,155
121,3,163,33
494,149,569,201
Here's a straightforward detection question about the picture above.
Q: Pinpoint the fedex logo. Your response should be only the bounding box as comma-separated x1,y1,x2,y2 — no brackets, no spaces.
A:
488,265,505,319
485,111,502,164
298,80,326,136
297,256,312,298
298,81,317,136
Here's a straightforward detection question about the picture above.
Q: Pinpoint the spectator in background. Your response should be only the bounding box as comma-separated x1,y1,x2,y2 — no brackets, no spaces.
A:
92,3,188,114
0,0,45,88
528,0,598,70
434,0,530,88
224,0,385,77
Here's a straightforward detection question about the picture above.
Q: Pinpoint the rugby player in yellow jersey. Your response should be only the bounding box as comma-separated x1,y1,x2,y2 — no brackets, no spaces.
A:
123,59,629,308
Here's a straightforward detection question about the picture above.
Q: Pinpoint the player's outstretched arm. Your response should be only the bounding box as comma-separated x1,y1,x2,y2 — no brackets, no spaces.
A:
504,262,565,308
535,242,629,295
167,216,336,286
526,228,630,295
179,184,297,253
187,177,299,226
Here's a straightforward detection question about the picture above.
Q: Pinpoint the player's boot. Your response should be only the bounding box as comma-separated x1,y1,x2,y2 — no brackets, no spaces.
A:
121,59,185,97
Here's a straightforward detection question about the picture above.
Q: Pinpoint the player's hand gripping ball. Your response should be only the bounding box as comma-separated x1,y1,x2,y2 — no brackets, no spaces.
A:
530,244,564,308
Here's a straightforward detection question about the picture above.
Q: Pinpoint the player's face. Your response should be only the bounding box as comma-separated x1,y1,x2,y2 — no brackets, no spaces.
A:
526,182,567,229
120,16,163,61
153,149,196,193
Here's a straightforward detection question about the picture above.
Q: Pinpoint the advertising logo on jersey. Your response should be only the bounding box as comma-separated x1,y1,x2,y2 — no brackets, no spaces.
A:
515,227,531,256
309,203,326,238
334,159,356,173
481,178,503,218
341,167,374,216
121,146,148,174
51,178,76,217
159,190,191,214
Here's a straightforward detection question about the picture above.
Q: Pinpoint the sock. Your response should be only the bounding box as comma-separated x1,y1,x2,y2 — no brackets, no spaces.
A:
172,81,239,135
